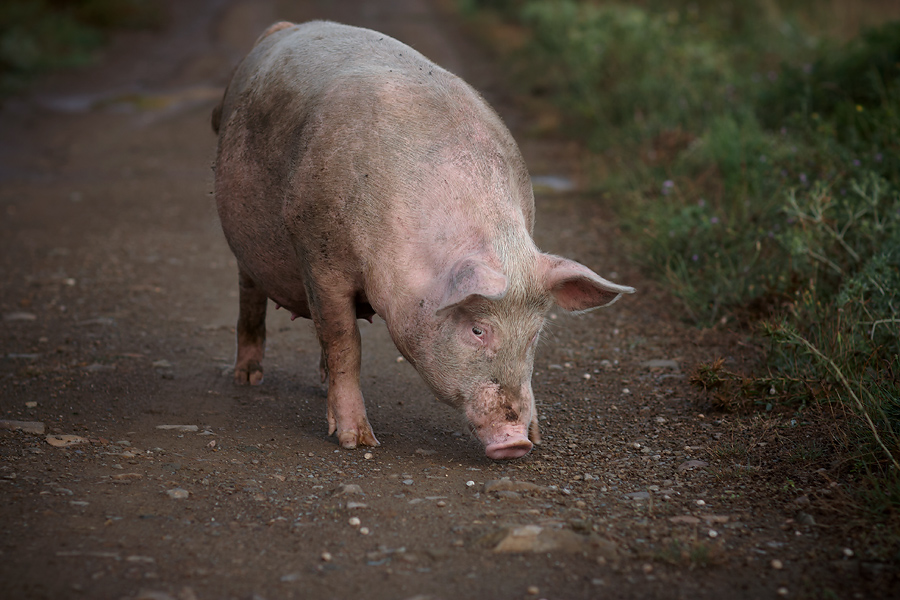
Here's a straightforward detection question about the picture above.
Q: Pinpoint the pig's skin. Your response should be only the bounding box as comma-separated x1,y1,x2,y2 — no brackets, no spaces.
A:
212,21,634,459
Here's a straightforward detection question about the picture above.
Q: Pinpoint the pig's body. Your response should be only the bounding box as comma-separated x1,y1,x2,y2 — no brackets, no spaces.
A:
213,21,634,459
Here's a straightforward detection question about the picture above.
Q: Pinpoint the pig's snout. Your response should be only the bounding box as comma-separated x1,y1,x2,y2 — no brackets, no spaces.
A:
485,437,533,460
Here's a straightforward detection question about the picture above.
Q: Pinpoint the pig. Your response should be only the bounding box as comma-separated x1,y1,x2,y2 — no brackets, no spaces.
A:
211,20,634,460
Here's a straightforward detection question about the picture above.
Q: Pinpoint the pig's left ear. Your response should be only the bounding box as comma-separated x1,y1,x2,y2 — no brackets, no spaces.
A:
435,256,509,316
541,254,635,312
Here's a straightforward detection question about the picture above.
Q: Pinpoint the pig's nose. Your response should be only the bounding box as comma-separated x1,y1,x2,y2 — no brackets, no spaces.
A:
485,438,533,460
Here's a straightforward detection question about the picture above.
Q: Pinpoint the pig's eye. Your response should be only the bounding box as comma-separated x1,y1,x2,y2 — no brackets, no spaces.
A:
471,326,485,337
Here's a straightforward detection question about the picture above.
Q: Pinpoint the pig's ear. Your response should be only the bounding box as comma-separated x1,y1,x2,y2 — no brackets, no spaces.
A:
435,257,508,316
541,254,635,312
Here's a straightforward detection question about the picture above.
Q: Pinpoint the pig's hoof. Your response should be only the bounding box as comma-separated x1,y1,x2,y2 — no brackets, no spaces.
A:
485,438,533,460
337,428,380,450
234,363,264,385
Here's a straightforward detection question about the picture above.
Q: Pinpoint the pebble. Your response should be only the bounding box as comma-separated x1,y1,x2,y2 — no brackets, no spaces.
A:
777,587,789,597
708,529,718,538
166,488,189,500
771,559,784,570
678,460,709,471
669,516,701,525
403,479,414,485
364,452,373,459
695,499,706,506
46,434,88,448
359,527,370,535
155,425,198,432
3,311,37,322
641,359,680,371
843,548,854,558
484,525,618,558
349,517,361,527
321,552,333,562
0,420,45,435
334,483,364,496
527,585,539,595
466,480,475,487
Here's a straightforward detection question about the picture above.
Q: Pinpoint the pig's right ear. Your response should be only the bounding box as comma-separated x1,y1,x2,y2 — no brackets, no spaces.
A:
541,254,635,312
435,257,508,316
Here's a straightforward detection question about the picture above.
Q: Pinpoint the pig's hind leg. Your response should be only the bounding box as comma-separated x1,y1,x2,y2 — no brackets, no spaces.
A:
308,282,379,449
234,269,267,385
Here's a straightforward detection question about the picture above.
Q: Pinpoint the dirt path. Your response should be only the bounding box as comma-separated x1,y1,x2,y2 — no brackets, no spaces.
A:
1,1,895,599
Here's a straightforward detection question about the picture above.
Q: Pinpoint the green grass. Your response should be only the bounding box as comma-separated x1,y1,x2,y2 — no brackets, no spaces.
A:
461,0,900,509
0,0,162,96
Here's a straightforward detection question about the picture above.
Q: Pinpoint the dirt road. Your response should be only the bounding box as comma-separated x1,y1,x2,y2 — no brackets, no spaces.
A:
1,1,896,599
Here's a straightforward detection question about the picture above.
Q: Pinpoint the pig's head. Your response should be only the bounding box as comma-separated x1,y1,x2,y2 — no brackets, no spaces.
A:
393,243,634,460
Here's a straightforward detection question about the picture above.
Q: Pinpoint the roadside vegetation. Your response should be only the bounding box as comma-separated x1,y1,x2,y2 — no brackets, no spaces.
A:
459,0,900,514
0,0,162,96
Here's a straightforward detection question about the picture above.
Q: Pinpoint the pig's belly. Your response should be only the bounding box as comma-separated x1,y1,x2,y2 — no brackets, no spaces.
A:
225,227,313,320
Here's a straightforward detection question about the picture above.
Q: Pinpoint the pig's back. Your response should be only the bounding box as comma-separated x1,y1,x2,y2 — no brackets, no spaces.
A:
214,21,533,315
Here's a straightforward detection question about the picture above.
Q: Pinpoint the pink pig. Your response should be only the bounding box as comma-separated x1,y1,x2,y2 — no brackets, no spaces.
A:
212,21,634,459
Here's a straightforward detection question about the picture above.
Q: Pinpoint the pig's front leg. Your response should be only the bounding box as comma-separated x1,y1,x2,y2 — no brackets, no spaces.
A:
234,269,267,385
309,285,379,449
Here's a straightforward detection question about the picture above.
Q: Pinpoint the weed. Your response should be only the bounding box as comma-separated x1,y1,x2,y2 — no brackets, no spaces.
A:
0,0,162,96
461,0,900,512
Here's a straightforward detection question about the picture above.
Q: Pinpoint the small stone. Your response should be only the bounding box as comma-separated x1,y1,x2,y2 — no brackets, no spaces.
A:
0,420,45,435
678,460,709,471
155,425,198,432
152,360,173,369
25,401,37,408
4,312,37,322
777,587,789,597
708,529,718,538
436,500,447,507
526,586,539,595
642,359,680,371
466,480,475,487
669,516,701,525
348,517,361,527
321,552,333,562
796,512,816,526
46,434,88,448
625,491,650,500
842,548,854,558
396,356,404,363
622,388,631,394
364,452,373,459
771,559,783,570
583,373,591,380
346,502,367,509
642,563,653,574
695,499,706,506
334,483,364,496
402,479,414,485
359,527,370,535
166,488,189,500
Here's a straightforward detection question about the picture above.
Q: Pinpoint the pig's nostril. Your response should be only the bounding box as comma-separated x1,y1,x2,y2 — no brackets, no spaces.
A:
485,439,533,460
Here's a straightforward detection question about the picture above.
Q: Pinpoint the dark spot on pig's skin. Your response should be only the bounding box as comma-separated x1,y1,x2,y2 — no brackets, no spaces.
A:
499,399,518,422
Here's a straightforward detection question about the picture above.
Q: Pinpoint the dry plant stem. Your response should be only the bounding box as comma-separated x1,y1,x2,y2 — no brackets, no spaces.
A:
784,329,900,472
